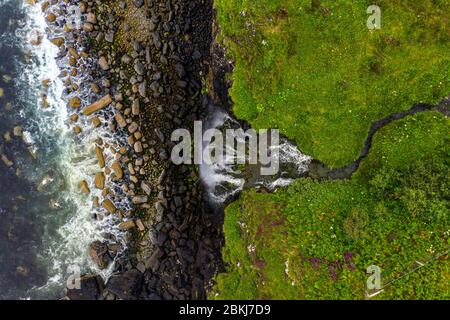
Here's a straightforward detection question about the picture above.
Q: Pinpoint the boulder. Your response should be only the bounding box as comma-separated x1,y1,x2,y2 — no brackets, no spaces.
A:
82,95,112,116
94,172,105,189
111,161,123,179
95,147,105,168
89,241,109,270
83,22,94,32
132,195,148,204
79,180,90,195
69,97,81,108
66,275,104,300
114,112,127,128
118,220,136,230
106,269,142,300
98,56,109,70
134,141,143,153
102,199,116,214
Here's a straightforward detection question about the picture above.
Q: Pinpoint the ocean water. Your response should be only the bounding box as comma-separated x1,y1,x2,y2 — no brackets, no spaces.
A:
0,0,124,299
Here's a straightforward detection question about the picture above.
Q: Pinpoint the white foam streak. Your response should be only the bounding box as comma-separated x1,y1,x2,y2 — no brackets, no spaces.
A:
17,1,127,294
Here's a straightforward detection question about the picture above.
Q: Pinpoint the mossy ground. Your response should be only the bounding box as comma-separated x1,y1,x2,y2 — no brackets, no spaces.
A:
212,0,449,299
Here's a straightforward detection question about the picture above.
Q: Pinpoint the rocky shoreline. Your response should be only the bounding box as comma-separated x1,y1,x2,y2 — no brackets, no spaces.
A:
35,0,226,300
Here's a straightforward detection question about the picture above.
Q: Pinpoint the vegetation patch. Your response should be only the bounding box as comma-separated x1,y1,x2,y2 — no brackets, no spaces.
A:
212,0,450,299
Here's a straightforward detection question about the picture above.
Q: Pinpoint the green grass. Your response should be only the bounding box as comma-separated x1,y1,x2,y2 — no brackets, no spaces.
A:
212,112,449,299
212,0,450,300
216,0,450,167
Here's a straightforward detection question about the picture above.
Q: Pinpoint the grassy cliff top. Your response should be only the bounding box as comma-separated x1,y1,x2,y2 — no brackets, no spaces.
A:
212,0,450,300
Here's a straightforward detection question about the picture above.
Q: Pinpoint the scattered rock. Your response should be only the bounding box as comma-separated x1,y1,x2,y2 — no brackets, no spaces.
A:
79,180,90,195
106,269,142,300
95,147,105,168
98,56,109,71
133,0,144,8
135,219,145,231
102,199,117,214
66,275,104,300
132,195,148,204
111,161,123,179
83,95,112,116
89,241,109,270
118,220,136,230
92,117,101,127
114,112,127,128
46,13,56,23
69,97,81,108
94,172,105,189
141,181,152,195
134,141,143,153
131,99,140,115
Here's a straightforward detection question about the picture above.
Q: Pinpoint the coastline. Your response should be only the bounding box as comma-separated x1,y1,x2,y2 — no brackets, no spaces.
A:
35,0,224,300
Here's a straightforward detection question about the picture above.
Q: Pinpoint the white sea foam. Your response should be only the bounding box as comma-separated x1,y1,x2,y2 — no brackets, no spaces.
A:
15,1,129,295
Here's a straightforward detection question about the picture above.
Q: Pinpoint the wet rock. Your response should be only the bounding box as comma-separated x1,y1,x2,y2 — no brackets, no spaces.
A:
102,199,117,214
118,220,136,230
79,180,90,195
95,147,105,168
68,47,79,59
83,95,112,116
46,13,56,23
66,275,104,300
114,112,127,128
50,37,65,47
92,117,101,128
112,161,123,179
16,266,29,277
94,172,105,189
70,114,79,122
89,241,109,270
69,97,81,108
73,125,82,135
13,126,22,137
106,269,143,300
132,195,148,204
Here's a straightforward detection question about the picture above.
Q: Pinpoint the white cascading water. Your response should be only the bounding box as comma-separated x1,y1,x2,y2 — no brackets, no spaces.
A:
199,104,312,205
